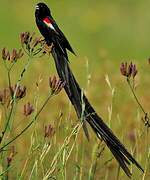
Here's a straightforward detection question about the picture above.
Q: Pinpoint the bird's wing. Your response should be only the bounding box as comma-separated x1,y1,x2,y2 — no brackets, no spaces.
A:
43,17,58,34
42,16,68,57
50,17,76,55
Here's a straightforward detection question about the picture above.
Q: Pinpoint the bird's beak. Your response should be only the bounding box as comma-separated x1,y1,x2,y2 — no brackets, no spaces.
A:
35,5,39,10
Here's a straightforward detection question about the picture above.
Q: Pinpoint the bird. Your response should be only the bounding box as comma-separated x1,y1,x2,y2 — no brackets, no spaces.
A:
35,2,75,60
35,2,144,177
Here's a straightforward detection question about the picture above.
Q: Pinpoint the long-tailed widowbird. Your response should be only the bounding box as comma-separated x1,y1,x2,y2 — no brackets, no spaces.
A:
35,2,144,177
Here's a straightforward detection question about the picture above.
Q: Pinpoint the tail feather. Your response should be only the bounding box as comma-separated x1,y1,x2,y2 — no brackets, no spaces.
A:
51,47,144,177
86,109,144,173
110,147,131,177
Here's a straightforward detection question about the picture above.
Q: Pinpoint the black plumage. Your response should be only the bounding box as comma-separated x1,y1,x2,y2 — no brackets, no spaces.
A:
35,2,144,177
35,3,75,59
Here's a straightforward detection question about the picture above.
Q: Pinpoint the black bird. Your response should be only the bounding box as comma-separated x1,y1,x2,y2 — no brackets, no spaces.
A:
35,3,75,59
35,2,144,177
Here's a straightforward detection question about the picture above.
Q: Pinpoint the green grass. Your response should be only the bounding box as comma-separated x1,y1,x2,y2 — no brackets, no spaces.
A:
0,1,150,179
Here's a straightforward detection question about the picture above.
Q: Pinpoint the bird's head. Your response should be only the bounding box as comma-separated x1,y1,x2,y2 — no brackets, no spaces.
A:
35,3,51,19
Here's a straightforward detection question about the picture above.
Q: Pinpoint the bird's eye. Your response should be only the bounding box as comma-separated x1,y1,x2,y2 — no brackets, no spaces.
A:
36,5,39,10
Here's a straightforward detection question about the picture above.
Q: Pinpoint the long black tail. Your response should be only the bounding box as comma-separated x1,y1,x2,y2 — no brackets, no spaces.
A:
51,47,144,177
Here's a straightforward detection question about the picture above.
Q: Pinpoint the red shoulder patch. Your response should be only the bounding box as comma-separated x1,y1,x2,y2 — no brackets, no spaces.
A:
43,17,52,24
43,17,56,31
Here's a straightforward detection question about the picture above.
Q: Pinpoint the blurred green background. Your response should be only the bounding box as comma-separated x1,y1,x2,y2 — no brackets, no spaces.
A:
1,0,150,59
0,0,150,107
0,0,150,179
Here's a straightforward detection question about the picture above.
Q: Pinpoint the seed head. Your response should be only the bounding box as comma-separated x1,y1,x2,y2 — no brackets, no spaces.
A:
1,48,23,62
20,32,44,56
44,124,55,138
20,32,30,45
7,146,17,166
120,62,128,76
132,64,138,78
23,102,34,116
11,85,26,99
127,62,133,78
31,37,42,49
2,48,9,60
49,76,65,95
0,88,10,105
120,62,138,79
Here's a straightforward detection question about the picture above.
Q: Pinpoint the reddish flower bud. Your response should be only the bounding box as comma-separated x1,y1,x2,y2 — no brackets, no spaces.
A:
49,76,65,95
127,62,133,77
11,85,26,99
23,102,34,116
120,62,138,79
132,64,138,78
20,31,44,56
7,146,17,166
44,124,55,138
0,88,10,105
120,62,128,76
2,48,23,63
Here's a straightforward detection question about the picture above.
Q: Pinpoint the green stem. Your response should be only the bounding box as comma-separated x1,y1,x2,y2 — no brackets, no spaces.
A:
0,93,53,151
35,93,52,118
0,57,32,145
0,65,15,143
8,70,13,99
127,78,146,115
13,57,32,99
0,104,14,143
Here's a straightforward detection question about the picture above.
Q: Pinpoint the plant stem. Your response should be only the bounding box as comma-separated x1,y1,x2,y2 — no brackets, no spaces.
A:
13,57,32,99
0,93,53,151
127,78,146,115
35,93,53,119
0,57,32,145
0,104,14,143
